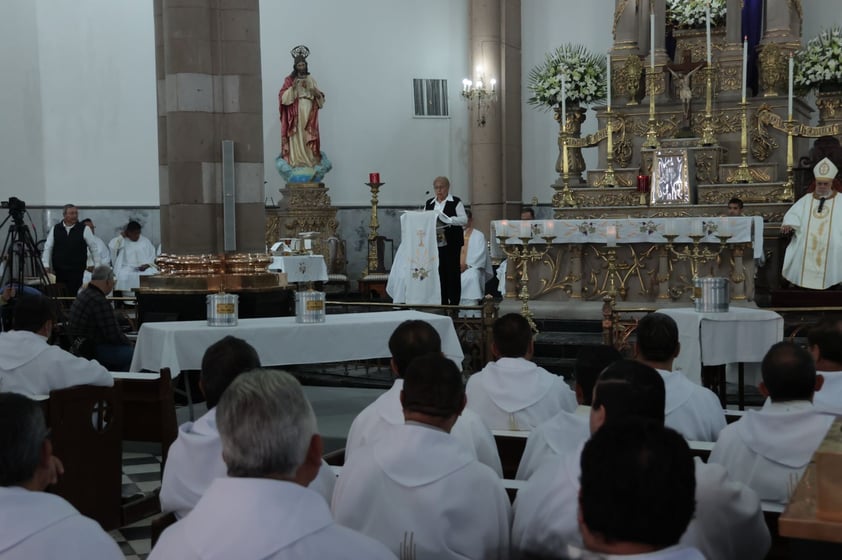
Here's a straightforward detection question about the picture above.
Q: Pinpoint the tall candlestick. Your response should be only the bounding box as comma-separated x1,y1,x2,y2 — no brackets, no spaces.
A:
650,13,656,70
606,53,612,110
561,74,567,131
787,54,794,119
741,36,748,103
705,2,712,65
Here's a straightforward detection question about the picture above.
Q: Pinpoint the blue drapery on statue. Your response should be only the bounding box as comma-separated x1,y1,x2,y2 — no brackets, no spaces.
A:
743,0,763,98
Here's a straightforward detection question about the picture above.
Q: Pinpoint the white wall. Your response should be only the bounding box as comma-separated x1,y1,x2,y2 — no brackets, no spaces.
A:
260,0,470,206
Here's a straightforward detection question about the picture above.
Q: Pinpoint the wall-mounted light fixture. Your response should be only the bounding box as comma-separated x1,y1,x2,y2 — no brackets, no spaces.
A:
461,67,497,127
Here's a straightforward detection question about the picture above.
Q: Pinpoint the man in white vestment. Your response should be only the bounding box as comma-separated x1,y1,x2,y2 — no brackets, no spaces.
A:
636,312,725,441
516,344,621,480
512,359,770,560
160,336,335,519
0,295,113,395
81,218,110,287
781,157,842,289
466,313,577,431
807,318,842,415
332,353,511,560
109,220,158,291
151,369,395,560
710,341,836,506
0,393,122,559
344,319,503,476
578,418,703,560
459,209,492,306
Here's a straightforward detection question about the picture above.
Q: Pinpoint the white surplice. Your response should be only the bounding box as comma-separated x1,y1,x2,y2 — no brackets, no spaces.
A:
151,477,395,560
782,191,842,289
514,409,590,480
387,211,440,305
466,357,577,431
815,370,842,415
332,422,511,560
0,330,113,395
344,378,503,476
657,369,726,442
709,400,836,506
512,443,769,560
109,234,158,291
459,228,491,304
160,407,335,519
0,486,123,559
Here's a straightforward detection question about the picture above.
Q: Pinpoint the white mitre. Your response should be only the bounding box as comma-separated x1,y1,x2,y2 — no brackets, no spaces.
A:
814,157,838,180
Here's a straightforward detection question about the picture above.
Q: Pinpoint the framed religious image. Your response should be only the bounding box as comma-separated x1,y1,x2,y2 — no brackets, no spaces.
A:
650,149,696,205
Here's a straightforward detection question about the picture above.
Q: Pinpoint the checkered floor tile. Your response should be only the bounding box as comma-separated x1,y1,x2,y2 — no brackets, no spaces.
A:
109,452,163,559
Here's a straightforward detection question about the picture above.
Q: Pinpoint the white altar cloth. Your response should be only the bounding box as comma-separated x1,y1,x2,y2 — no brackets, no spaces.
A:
268,255,328,282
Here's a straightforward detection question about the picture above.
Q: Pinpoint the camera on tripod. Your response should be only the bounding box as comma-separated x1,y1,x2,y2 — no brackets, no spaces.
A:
1,197,26,224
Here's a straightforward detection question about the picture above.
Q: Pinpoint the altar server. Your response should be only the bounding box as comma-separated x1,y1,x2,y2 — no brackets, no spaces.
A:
0,393,122,559
109,220,158,290
459,209,492,306
151,370,395,560
333,353,511,560
710,341,836,506
807,318,842,415
466,313,577,431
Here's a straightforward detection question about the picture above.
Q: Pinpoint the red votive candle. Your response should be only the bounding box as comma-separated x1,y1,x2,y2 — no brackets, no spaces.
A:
369,172,380,183
637,175,651,192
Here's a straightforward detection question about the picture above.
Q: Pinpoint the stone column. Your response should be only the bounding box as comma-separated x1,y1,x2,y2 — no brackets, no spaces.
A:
719,0,745,100
468,0,520,234
155,0,265,254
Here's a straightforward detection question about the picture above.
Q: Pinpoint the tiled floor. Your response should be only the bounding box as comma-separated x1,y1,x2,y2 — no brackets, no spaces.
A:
109,452,163,560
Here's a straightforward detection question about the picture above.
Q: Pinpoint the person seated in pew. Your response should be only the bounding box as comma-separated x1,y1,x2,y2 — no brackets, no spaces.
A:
344,320,502,476
151,370,396,560
466,313,577,431
512,359,770,560
0,294,113,396
332,353,511,560
807,318,842,415
578,418,702,559
515,344,621,480
0,393,122,559
635,312,725,442
160,336,335,519
710,341,836,507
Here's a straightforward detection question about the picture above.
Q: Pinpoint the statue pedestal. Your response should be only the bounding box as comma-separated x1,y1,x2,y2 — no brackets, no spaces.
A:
265,183,339,262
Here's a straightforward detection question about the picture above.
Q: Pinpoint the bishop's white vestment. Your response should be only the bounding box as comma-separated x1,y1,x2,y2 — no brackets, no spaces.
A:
151,477,396,560
514,409,590,480
814,370,842,415
344,378,503,476
781,191,842,289
0,486,122,559
512,441,769,560
709,400,836,506
332,422,511,560
466,357,577,431
160,407,335,519
658,369,726,442
459,227,491,305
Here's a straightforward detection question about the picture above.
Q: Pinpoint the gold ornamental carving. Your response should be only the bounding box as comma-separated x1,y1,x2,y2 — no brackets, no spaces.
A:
750,120,778,162
719,65,741,92
697,187,785,204
533,247,579,299
620,55,644,105
758,43,787,97
572,190,640,207
694,152,717,184
756,104,842,137
724,167,772,183
586,244,658,301
816,91,842,126
630,115,681,141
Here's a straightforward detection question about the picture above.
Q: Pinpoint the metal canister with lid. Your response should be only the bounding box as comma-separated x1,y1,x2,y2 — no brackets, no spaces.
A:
207,292,239,326
295,290,326,323
693,277,729,313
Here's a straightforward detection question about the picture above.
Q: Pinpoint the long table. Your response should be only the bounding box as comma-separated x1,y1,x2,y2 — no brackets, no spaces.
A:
129,310,464,374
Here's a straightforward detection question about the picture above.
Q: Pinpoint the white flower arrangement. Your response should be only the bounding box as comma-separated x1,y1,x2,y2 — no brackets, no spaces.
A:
667,0,726,29
527,44,607,110
794,27,842,92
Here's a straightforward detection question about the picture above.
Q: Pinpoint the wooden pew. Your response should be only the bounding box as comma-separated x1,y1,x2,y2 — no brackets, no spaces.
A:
492,429,528,479
115,368,178,468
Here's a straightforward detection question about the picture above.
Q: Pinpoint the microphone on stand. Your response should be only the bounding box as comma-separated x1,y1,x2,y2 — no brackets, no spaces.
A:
818,197,827,213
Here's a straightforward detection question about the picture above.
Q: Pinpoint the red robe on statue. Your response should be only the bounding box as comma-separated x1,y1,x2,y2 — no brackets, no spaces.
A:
279,75,322,167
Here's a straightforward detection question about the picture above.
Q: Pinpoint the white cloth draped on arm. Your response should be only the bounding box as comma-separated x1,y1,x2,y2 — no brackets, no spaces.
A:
387,211,440,304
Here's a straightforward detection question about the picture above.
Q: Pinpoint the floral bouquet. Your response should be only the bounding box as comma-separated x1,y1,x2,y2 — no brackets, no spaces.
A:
667,0,726,29
527,44,607,110
794,27,842,92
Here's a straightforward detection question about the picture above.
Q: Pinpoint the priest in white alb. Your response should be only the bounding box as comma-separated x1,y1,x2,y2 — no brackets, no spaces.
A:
459,209,492,306
109,220,158,291
781,157,842,289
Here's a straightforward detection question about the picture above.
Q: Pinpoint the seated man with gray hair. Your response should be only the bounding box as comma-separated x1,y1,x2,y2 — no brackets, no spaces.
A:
67,265,133,371
151,369,396,560
0,393,122,558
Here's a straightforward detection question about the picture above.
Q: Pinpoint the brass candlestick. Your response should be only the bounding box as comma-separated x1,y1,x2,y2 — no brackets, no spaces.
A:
779,119,795,202
602,110,617,187
592,245,623,299
496,234,557,332
731,101,754,183
699,65,717,146
643,68,660,149
559,132,576,207
364,181,384,274
663,233,731,281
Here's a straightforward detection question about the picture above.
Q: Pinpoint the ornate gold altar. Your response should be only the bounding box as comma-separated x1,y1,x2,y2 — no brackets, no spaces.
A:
264,182,340,264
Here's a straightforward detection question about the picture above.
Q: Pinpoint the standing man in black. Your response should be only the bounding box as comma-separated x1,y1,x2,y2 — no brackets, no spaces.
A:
425,176,467,305
41,204,101,295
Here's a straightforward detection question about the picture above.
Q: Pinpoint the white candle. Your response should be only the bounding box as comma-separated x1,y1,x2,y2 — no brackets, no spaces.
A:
606,53,612,110
788,54,794,119
544,220,554,234
561,75,567,131
691,220,704,236
665,219,676,236
705,2,712,65
741,36,748,103
650,13,656,71
719,218,731,237
520,221,531,238
606,223,617,247
499,220,509,238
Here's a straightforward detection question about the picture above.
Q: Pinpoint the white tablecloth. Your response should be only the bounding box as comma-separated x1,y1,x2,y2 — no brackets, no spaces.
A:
268,255,328,282
129,310,463,374
658,307,784,385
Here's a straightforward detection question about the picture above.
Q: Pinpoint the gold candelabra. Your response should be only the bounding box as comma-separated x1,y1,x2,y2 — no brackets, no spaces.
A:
558,131,576,207
592,245,624,299
779,120,795,202
602,110,617,187
731,101,754,183
662,233,731,281
643,68,660,149
496,234,557,332
699,65,717,146
364,181,384,274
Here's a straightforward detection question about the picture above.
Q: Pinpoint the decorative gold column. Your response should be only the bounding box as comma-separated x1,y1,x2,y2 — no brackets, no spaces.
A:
365,181,384,275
